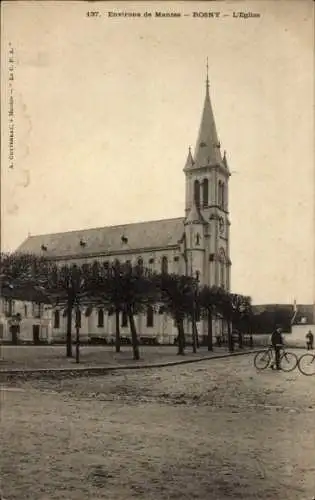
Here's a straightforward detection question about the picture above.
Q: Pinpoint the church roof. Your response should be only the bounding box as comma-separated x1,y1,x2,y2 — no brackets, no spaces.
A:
17,217,185,259
192,78,222,168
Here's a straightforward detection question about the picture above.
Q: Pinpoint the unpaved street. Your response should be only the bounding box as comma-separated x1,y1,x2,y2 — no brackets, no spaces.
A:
1,353,314,499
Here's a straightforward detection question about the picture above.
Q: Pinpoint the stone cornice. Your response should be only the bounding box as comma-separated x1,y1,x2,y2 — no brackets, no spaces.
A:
45,244,181,262
185,247,205,252
184,163,230,177
208,205,230,215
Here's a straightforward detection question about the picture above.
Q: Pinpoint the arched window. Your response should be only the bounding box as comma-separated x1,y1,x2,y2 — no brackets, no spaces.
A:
218,181,222,207
97,309,104,328
146,305,154,327
202,178,209,207
221,182,225,209
220,263,225,289
137,257,144,275
194,180,200,207
54,310,60,329
161,256,168,274
219,248,225,288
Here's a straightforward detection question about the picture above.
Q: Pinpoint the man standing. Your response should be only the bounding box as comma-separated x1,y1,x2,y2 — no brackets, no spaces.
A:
270,326,284,370
306,330,314,350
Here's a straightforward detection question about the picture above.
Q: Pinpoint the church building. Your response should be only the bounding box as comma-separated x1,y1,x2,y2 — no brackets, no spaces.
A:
11,70,232,345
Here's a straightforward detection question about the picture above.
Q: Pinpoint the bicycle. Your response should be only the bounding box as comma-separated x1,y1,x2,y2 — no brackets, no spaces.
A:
297,352,315,376
254,345,298,372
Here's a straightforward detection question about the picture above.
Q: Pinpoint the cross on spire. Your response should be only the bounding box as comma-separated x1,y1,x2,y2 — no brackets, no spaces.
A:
206,57,209,90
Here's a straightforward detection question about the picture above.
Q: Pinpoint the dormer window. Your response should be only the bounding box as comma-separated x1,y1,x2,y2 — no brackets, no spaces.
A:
80,239,86,247
121,235,128,244
41,244,47,251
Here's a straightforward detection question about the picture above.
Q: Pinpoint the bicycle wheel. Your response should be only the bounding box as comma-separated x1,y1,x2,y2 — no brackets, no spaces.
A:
254,350,271,370
279,351,298,372
298,353,315,376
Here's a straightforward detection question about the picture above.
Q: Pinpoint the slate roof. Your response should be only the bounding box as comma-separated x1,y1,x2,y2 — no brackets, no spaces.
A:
17,217,185,259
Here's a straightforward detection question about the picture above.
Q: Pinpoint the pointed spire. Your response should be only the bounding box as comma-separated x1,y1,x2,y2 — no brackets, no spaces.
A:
185,198,206,225
194,63,222,168
184,146,194,170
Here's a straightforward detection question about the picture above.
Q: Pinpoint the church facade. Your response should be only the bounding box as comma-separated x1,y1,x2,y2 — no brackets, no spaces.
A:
8,73,232,345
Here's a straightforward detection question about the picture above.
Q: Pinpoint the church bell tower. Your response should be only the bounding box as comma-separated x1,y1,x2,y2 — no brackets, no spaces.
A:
183,62,231,291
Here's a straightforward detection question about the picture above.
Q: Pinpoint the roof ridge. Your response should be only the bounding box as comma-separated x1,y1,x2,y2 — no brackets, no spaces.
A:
24,216,185,239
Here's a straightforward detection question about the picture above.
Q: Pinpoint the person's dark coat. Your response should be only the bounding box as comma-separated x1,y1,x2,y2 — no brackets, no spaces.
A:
271,329,283,346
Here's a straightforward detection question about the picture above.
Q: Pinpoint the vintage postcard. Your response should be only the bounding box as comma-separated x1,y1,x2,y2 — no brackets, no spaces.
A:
1,1,314,499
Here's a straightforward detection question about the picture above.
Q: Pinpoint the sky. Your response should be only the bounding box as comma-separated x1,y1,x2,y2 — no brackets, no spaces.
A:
1,0,314,305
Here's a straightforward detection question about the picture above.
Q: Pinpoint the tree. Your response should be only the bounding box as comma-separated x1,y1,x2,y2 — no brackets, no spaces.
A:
86,262,159,360
199,285,226,351
110,260,124,353
1,253,157,360
0,252,55,310
14,260,90,359
250,306,292,335
218,292,252,352
1,252,47,291
35,262,89,358
156,273,197,355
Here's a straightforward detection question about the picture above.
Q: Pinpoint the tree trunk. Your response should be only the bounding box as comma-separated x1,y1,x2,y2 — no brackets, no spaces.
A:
207,310,213,351
127,306,140,360
75,306,80,363
176,315,185,355
66,299,73,358
115,307,121,353
75,326,80,363
227,318,234,352
238,331,243,349
192,317,197,353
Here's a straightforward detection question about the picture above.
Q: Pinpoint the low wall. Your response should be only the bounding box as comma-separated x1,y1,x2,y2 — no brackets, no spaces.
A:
287,324,315,347
243,332,311,349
